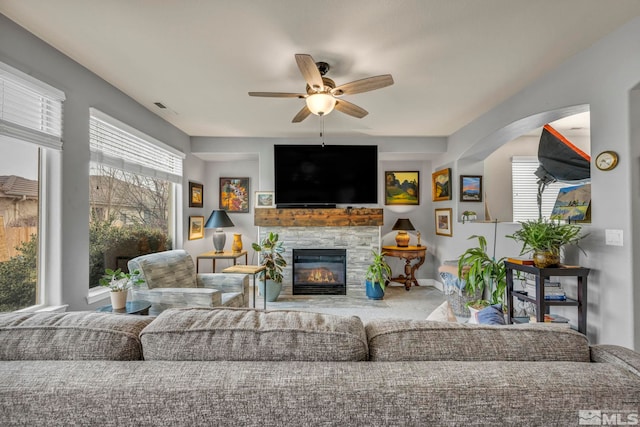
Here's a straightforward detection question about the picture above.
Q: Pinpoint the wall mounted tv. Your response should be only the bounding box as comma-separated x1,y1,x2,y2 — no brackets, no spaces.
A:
274,144,378,208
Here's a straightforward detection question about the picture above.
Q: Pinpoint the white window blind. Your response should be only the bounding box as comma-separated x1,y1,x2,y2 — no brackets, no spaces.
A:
512,156,568,222
0,62,65,149
89,108,184,183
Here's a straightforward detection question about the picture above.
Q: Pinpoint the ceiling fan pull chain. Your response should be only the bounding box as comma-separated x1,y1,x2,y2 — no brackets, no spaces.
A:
320,116,325,147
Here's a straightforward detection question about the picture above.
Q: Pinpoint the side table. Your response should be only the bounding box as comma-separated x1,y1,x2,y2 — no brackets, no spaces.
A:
97,300,151,315
382,245,427,290
222,264,267,310
196,250,248,273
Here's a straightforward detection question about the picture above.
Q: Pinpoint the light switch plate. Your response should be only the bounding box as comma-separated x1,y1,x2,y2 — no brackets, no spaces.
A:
605,229,623,246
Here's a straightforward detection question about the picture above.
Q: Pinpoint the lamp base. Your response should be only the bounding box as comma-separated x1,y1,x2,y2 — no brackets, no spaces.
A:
213,229,226,253
395,230,410,247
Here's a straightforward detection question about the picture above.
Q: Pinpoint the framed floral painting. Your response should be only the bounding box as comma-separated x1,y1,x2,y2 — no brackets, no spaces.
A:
220,177,250,213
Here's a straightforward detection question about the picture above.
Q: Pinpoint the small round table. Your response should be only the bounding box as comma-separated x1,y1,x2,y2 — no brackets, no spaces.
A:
382,245,427,290
97,300,152,315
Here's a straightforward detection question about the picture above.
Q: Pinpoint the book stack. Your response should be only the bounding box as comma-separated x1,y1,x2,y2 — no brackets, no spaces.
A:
523,277,567,301
543,280,566,300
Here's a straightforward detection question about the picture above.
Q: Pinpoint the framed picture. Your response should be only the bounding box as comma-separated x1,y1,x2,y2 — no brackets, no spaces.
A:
188,216,205,240
385,171,419,205
460,175,483,202
220,177,250,213
189,182,203,208
432,168,452,201
435,208,453,237
255,191,275,208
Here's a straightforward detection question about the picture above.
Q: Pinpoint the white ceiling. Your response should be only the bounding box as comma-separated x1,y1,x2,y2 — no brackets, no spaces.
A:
1,0,638,139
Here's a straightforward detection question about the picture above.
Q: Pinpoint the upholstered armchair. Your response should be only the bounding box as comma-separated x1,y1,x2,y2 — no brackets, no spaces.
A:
128,249,249,314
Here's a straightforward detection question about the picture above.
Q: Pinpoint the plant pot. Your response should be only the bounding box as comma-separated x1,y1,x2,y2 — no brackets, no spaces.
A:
467,305,480,324
533,251,560,268
258,279,282,302
110,290,128,309
365,280,385,300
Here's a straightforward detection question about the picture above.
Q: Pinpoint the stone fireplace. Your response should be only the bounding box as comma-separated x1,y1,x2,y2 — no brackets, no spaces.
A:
255,208,383,295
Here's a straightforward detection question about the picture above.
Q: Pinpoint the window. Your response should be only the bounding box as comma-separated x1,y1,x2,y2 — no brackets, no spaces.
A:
0,61,64,311
512,157,570,222
88,109,184,288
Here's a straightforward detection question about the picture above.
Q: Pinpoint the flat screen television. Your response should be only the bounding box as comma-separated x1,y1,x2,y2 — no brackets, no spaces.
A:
274,144,378,207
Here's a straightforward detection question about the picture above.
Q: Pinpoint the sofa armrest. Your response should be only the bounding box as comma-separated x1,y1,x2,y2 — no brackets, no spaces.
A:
590,344,640,377
197,273,249,302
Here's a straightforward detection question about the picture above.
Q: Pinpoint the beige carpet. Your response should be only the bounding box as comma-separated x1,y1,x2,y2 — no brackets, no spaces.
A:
250,284,446,323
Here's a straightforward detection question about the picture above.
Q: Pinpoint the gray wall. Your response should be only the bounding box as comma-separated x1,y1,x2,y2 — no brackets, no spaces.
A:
0,14,190,310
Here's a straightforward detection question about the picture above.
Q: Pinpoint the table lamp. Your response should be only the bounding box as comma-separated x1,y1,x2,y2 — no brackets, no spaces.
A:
205,210,235,253
392,218,415,247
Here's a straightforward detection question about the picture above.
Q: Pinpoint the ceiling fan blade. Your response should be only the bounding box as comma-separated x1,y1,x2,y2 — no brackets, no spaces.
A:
295,54,324,91
292,105,312,123
334,99,368,119
248,92,305,98
331,74,394,96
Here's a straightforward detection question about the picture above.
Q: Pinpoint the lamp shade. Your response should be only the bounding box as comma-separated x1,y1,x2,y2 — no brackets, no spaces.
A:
306,93,336,116
392,218,415,231
205,210,235,229
205,210,234,253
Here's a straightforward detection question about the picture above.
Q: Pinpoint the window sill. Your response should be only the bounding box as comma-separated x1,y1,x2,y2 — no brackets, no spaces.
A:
87,287,111,305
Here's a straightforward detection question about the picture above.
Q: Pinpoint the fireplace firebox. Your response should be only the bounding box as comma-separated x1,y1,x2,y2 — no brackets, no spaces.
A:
292,249,347,295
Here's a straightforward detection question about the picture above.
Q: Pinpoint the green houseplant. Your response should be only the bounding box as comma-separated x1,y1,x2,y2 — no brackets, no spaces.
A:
252,231,287,302
99,268,144,309
365,249,392,300
506,218,586,267
457,235,507,312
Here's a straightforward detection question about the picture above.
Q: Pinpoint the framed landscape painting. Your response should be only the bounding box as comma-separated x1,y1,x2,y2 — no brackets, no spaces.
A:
220,177,249,213
435,208,453,237
460,175,482,202
255,191,274,208
432,168,452,201
385,171,419,205
188,216,204,240
189,182,203,208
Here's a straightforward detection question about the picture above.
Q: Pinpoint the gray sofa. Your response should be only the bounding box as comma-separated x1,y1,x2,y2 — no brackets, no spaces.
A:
1,308,639,426
127,249,250,314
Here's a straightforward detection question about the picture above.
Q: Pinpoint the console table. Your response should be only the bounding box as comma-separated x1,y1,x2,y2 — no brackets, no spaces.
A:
382,245,427,290
196,250,247,273
505,262,589,334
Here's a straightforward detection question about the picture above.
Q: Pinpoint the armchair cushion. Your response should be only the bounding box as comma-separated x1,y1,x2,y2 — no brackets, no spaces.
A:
128,250,196,289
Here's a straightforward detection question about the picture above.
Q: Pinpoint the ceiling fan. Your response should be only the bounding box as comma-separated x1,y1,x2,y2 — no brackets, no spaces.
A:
249,54,394,123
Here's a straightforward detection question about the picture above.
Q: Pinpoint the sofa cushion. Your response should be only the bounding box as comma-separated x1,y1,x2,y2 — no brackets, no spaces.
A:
0,311,152,360
477,304,506,325
140,307,368,361
366,319,590,362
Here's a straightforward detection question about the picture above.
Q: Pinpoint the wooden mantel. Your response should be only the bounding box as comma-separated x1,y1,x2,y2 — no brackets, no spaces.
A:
254,208,383,227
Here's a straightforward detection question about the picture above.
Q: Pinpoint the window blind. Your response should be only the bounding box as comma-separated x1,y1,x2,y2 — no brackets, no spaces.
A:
89,108,184,183
511,156,568,222
0,61,65,149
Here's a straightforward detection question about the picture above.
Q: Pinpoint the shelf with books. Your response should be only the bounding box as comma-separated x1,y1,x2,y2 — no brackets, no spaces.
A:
505,261,590,334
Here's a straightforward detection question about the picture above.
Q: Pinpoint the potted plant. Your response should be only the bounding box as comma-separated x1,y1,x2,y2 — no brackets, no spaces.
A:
252,231,287,302
99,268,144,309
506,218,586,267
365,249,392,300
457,235,507,322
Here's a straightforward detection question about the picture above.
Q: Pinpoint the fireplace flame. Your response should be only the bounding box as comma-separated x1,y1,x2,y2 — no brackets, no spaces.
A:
302,268,338,283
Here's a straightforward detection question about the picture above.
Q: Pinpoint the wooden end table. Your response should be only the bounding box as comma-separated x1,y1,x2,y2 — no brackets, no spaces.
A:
196,250,248,273
382,245,427,291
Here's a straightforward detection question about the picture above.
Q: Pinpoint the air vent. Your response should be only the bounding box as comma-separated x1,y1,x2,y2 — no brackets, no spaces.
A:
154,102,167,109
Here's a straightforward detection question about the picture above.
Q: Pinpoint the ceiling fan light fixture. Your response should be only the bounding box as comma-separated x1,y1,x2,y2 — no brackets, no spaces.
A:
306,93,336,116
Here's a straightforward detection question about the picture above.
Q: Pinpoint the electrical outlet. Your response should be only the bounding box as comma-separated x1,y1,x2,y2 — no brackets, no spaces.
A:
605,229,623,246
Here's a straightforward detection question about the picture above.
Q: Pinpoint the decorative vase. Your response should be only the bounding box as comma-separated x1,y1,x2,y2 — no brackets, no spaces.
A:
258,279,282,302
533,251,560,268
395,231,410,247
232,233,243,253
365,280,385,300
110,290,128,310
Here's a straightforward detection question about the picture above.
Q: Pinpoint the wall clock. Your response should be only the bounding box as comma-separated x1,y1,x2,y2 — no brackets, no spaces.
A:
595,150,619,171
